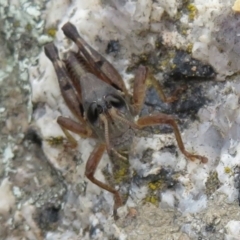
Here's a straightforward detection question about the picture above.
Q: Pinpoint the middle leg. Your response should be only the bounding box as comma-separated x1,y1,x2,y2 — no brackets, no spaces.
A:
132,65,186,115
136,113,208,163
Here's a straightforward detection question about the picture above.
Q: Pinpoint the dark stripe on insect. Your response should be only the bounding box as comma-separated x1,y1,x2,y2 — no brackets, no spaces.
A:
63,83,72,91
95,60,104,68
79,103,84,116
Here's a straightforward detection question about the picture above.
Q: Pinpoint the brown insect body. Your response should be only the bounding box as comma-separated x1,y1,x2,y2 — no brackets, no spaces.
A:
81,73,134,146
44,22,208,218
66,53,135,205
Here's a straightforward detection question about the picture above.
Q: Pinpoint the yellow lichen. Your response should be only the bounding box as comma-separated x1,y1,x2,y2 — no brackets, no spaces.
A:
187,4,197,20
148,182,158,191
144,195,159,206
187,43,193,53
47,28,57,38
224,166,232,174
46,136,65,146
181,29,187,35
112,157,130,184
114,167,128,183
148,180,163,191
139,54,148,62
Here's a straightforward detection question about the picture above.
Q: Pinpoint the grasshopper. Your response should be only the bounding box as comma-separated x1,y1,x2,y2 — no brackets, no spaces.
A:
44,22,207,217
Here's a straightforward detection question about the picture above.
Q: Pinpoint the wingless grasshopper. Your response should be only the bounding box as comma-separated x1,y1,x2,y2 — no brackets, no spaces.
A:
44,22,208,217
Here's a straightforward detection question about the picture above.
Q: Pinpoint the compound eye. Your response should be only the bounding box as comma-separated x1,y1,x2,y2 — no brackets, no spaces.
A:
87,102,103,124
105,94,126,109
